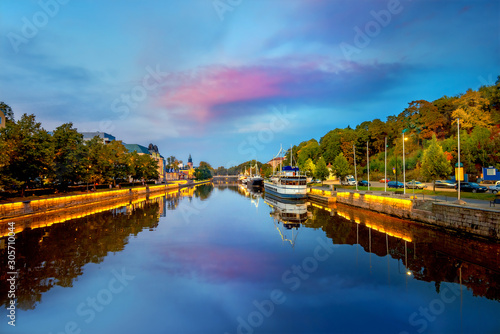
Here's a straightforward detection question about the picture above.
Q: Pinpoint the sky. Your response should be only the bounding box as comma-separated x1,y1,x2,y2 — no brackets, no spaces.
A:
1,0,499,168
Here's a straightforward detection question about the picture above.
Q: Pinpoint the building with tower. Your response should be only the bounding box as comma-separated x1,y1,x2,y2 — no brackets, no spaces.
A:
188,154,193,168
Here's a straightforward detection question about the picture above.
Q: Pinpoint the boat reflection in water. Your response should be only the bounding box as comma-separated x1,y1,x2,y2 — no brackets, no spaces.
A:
264,193,311,247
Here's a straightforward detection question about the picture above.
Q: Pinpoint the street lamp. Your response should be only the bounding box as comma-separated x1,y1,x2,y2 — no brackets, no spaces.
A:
384,137,387,193
402,129,408,194
353,144,358,191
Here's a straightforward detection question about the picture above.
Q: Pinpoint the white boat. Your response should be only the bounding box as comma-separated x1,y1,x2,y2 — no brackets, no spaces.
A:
264,146,307,199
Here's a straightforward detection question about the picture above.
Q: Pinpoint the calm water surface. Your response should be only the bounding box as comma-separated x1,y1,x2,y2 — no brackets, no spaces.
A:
1,184,499,334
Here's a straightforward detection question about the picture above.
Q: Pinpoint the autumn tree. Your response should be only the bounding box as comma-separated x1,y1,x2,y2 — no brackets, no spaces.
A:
0,114,53,195
421,135,452,191
451,89,492,132
51,123,86,188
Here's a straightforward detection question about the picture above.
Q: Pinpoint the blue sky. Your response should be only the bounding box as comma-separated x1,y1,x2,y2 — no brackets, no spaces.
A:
1,0,499,167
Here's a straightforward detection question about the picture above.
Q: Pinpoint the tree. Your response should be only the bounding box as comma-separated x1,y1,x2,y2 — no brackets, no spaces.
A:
105,140,132,185
194,166,212,180
331,152,351,181
303,158,316,177
0,102,14,122
51,123,86,189
451,89,492,132
0,114,53,195
314,157,329,185
84,136,109,189
421,135,452,191
297,139,320,168
130,152,159,183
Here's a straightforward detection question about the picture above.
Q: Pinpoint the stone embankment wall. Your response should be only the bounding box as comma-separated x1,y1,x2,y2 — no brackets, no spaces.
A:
430,203,499,240
0,184,180,220
333,191,500,241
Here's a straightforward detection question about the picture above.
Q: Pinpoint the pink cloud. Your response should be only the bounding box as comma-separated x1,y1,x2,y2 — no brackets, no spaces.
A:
157,66,287,122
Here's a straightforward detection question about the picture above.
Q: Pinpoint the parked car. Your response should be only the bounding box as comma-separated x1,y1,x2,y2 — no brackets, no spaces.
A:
489,184,500,194
341,175,356,186
358,180,371,187
387,181,404,188
435,180,456,188
406,181,426,189
379,178,390,183
455,182,488,193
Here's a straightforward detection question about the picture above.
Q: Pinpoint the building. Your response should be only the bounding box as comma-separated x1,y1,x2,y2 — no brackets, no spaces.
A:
81,132,116,144
123,143,166,183
0,108,5,129
179,154,195,179
267,157,286,169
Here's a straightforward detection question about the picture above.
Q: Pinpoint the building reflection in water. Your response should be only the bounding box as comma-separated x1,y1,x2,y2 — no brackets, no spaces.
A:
0,185,214,311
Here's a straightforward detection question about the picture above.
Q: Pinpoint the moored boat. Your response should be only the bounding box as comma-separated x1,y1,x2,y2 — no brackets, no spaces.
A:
264,145,307,199
264,166,307,199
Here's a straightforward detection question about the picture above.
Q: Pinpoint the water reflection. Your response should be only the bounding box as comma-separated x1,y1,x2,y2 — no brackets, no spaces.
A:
1,182,499,323
302,199,500,303
0,186,211,311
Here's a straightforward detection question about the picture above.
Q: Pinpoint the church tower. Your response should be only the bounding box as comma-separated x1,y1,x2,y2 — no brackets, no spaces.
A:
188,154,193,168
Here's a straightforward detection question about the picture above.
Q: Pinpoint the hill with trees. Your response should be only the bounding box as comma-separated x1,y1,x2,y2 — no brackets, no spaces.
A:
287,77,500,182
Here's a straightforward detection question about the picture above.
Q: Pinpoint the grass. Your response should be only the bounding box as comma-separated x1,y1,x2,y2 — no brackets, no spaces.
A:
335,185,497,201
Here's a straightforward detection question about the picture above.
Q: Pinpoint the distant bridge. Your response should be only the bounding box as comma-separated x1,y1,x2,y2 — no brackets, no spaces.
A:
212,175,239,180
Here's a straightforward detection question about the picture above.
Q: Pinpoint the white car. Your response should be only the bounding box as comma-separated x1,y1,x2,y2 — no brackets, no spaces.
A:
489,184,500,194
406,181,426,189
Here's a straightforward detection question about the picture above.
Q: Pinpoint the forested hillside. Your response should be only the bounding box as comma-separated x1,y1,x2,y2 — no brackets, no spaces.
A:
288,77,500,181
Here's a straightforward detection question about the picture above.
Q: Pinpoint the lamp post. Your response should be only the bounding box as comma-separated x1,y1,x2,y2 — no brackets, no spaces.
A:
353,144,358,191
367,141,370,191
402,129,408,194
384,137,387,193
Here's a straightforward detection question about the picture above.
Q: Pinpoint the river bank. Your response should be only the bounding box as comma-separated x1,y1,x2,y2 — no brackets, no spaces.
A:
0,180,211,221
307,186,500,242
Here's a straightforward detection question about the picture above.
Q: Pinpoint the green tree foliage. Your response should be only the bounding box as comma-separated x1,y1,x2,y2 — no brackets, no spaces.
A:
51,123,86,188
199,161,213,172
194,166,212,180
296,139,320,168
303,158,316,176
319,129,343,164
331,152,351,180
260,163,273,178
0,114,53,194
421,136,452,191
314,157,329,184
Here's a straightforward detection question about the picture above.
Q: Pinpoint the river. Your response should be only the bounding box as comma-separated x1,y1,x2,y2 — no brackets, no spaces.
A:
1,184,499,334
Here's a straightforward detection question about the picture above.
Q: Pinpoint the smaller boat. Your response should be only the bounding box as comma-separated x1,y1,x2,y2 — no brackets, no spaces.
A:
246,163,263,187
